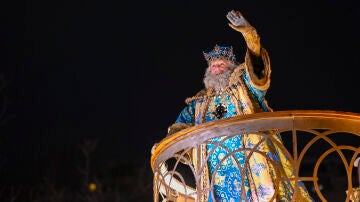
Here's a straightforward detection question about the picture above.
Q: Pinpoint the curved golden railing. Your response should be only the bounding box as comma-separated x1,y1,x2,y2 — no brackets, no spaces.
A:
151,110,360,202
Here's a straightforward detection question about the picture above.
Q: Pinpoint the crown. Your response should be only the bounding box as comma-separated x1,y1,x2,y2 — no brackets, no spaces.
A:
203,45,236,64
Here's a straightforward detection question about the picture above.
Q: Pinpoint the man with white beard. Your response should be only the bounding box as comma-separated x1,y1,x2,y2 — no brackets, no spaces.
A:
164,10,314,201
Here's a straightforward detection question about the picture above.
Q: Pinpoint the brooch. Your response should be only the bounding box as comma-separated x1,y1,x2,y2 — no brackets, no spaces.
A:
212,103,227,119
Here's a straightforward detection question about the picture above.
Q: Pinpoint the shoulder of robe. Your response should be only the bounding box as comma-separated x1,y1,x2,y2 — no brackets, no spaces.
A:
184,88,214,104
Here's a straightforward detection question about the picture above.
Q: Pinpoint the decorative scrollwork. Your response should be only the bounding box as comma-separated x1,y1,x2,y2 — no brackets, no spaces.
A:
151,110,360,201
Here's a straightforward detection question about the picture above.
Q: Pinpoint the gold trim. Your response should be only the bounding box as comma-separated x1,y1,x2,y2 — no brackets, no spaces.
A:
245,47,271,90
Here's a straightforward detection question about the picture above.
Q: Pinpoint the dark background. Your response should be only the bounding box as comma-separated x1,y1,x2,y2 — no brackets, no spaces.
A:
1,0,360,201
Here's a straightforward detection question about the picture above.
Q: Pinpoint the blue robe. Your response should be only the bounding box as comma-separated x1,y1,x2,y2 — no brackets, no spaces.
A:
171,50,313,201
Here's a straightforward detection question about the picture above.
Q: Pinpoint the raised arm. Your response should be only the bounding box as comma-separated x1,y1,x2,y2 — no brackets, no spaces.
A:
227,10,260,56
227,10,271,90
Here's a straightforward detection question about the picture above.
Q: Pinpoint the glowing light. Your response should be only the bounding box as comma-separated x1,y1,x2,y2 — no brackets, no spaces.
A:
88,183,96,192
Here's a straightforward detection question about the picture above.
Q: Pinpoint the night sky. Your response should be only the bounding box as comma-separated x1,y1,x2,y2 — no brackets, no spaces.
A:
1,0,360,200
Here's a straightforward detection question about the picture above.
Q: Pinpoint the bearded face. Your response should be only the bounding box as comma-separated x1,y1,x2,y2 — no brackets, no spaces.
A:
203,59,237,91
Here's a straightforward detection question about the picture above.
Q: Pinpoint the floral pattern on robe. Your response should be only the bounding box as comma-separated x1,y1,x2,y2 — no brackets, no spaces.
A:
174,68,314,202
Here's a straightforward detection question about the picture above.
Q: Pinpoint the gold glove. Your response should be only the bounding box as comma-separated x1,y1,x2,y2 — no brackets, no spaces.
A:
227,10,261,57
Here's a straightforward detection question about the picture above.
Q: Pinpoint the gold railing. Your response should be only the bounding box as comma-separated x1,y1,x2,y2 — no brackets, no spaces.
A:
150,110,360,202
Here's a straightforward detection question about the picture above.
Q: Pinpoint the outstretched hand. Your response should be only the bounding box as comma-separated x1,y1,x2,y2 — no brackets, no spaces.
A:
227,10,261,56
226,10,253,33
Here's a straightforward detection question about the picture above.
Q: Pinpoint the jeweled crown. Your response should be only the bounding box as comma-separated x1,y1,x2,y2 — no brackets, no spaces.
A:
203,45,236,64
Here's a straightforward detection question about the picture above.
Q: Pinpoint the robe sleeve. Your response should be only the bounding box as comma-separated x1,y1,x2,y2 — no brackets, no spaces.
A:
175,100,196,124
167,101,196,136
243,47,271,102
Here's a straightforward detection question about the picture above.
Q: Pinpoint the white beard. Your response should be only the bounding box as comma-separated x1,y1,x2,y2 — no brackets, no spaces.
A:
203,64,237,91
